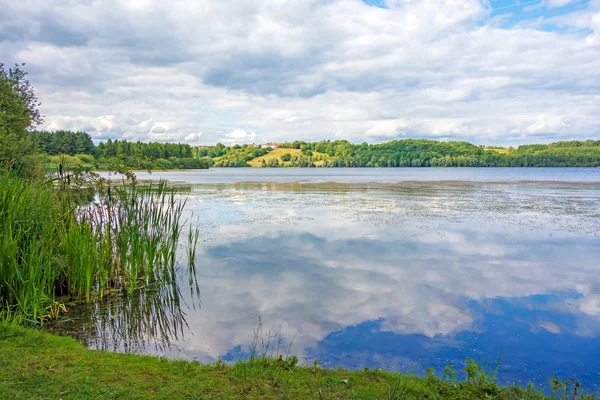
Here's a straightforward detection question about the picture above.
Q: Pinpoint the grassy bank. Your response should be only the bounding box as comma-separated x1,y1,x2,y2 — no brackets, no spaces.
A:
0,323,594,400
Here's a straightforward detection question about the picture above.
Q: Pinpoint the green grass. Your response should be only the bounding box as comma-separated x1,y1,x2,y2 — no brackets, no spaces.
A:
0,322,595,400
484,147,516,155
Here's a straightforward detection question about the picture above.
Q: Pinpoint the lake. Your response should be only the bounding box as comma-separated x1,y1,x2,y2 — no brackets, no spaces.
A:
69,168,600,390
107,167,600,184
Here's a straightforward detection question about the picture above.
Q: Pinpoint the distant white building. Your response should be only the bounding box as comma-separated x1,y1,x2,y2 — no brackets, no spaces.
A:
260,142,282,149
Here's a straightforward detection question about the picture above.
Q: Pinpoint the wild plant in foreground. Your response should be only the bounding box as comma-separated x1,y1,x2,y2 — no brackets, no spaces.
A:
0,169,199,321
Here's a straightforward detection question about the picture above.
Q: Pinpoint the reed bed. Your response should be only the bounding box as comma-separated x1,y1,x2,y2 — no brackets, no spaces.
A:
0,169,199,322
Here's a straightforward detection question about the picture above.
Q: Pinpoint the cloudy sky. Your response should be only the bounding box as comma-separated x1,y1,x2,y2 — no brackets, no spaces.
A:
1,0,599,146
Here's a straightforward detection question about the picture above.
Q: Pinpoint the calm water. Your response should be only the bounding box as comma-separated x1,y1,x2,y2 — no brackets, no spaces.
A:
102,167,600,184
71,169,600,389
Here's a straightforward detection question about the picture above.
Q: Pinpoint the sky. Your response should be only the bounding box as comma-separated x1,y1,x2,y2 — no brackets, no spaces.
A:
1,0,599,146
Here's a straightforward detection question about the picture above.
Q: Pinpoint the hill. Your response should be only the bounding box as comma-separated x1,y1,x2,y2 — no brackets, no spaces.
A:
247,148,327,167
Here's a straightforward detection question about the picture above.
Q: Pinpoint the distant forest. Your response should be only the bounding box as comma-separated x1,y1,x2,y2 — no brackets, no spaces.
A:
28,130,600,169
204,139,600,168
29,130,209,170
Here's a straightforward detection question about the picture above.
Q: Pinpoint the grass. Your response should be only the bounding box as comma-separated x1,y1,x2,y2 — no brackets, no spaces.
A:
247,148,327,167
0,322,596,400
0,168,198,321
484,147,516,155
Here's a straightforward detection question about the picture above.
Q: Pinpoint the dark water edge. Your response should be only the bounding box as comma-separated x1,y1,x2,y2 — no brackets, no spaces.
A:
55,171,600,391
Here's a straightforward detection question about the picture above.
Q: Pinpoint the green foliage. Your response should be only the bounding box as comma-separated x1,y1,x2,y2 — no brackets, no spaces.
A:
550,376,595,400
28,132,210,170
0,170,199,321
286,155,316,167
0,63,42,168
281,152,292,162
463,355,501,385
29,130,95,155
275,139,600,167
207,144,271,167
96,138,194,159
91,138,209,169
153,158,174,170
46,154,89,169
443,363,457,383
266,157,280,167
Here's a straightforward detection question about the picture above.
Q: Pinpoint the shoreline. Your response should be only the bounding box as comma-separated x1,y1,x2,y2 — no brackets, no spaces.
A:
1,323,592,399
100,176,600,187
95,167,600,186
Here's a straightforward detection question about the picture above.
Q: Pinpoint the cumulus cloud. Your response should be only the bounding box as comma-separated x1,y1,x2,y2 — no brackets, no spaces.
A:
0,0,599,145
222,129,257,145
184,132,202,142
44,115,116,138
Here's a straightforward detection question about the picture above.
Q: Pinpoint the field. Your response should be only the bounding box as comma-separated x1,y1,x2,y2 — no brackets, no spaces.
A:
484,147,516,155
247,148,326,167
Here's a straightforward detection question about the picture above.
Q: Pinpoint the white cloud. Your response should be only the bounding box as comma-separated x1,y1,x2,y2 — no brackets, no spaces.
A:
45,115,116,138
184,132,202,141
222,129,257,145
545,0,578,8
0,0,598,145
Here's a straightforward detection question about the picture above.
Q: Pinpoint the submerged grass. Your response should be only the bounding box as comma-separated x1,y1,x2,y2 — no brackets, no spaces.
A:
0,322,596,400
0,169,198,321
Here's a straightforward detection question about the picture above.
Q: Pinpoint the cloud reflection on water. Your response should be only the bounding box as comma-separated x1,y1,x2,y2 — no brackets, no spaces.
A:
66,181,600,388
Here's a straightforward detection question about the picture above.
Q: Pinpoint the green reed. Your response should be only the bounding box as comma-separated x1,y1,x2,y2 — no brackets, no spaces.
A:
0,168,199,322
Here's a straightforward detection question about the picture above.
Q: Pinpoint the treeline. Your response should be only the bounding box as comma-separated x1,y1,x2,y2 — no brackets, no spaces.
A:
28,131,209,170
271,139,600,168
29,130,95,155
28,132,600,169
96,139,208,169
198,139,600,168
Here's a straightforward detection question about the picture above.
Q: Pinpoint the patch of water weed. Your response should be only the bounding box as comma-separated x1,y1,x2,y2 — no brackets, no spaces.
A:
0,166,200,322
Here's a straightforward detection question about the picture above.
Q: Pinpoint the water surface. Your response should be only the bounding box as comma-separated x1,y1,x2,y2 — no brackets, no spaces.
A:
70,169,600,390
100,167,600,184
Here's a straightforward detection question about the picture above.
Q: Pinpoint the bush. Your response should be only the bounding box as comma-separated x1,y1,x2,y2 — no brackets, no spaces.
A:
48,154,84,168
178,157,209,169
75,154,95,164
153,158,174,170
281,153,292,162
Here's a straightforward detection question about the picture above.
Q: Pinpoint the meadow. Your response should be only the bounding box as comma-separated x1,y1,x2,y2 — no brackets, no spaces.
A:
247,148,326,167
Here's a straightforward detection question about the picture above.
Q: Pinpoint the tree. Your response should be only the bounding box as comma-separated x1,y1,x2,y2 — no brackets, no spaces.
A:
0,63,43,166
281,153,292,162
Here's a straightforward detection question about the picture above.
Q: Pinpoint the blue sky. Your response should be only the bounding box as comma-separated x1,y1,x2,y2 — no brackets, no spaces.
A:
361,0,594,30
0,0,598,146
489,0,593,29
